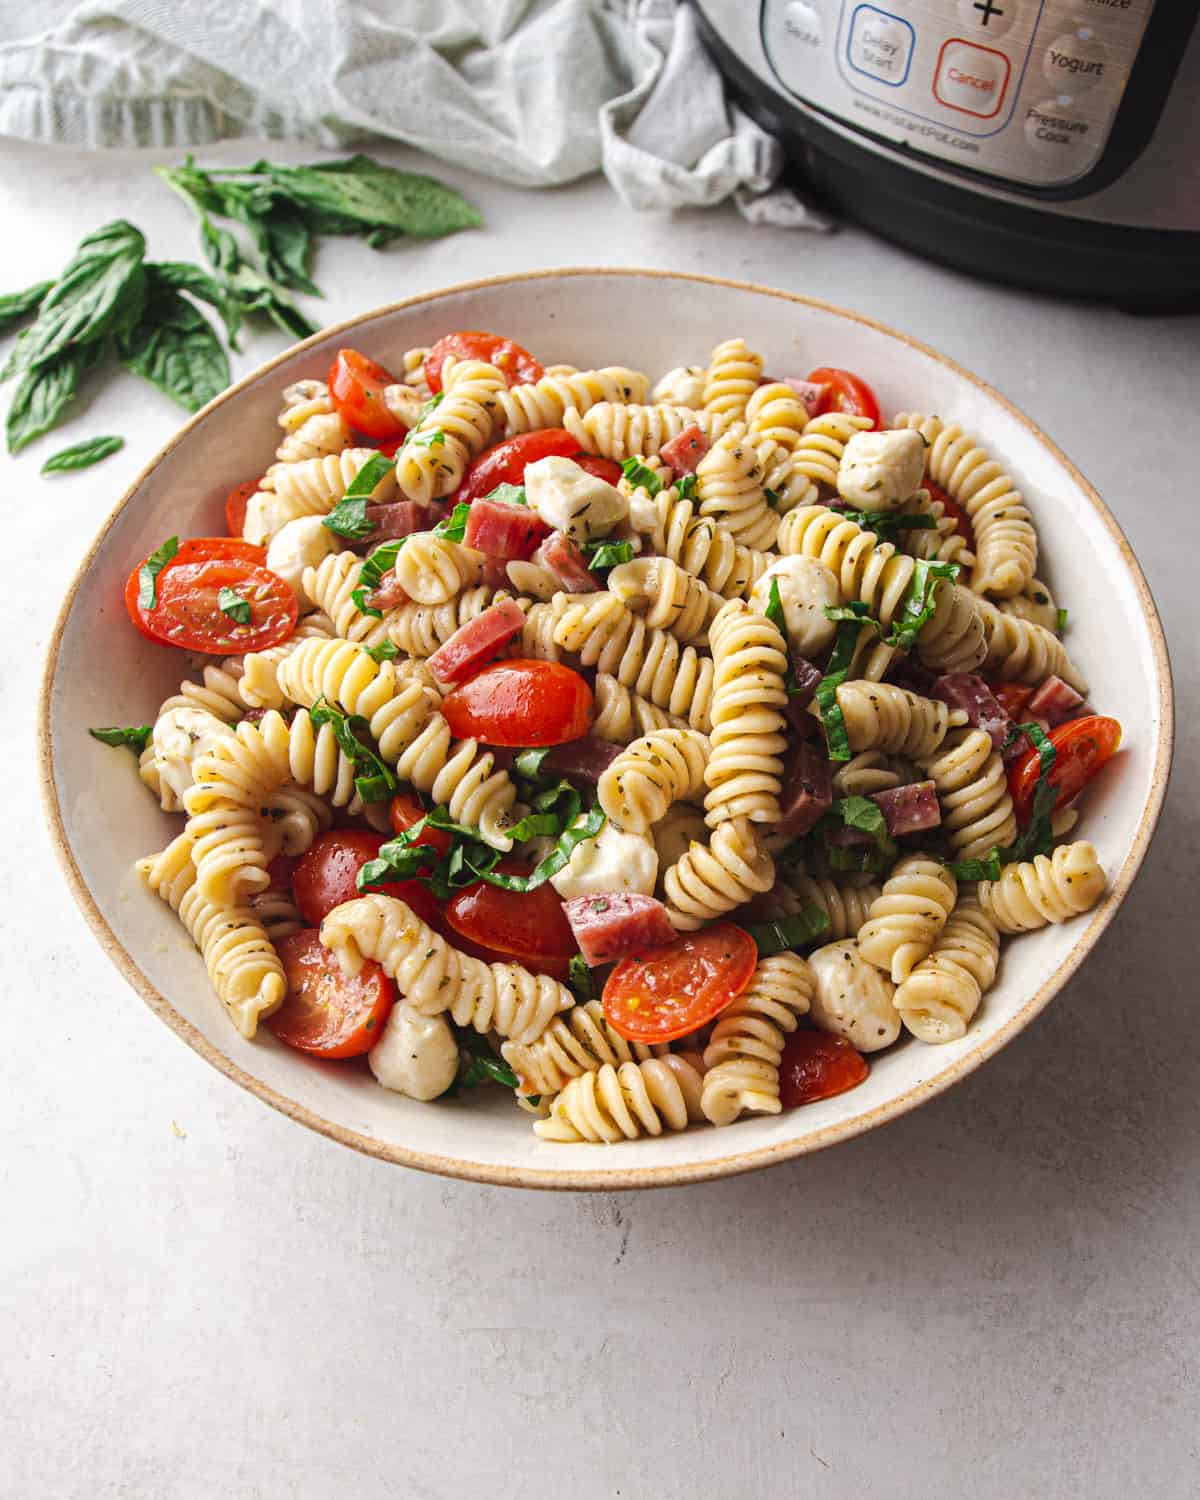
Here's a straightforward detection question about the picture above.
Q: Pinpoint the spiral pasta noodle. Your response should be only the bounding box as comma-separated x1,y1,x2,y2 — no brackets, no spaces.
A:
392,534,483,605
563,401,712,463
976,841,1106,933
384,586,525,658
833,681,962,759
789,412,874,490
893,894,1000,1044
534,1056,707,1143
918,727,1017,861
976,595,1087,692
598,728,710,834
591,674,689,744
275,390,351,465
702,337,762,432
320,894,572,1045
760,875,883,939
695,423,779,550
857,857,958,983
663,816,775,931
606,556,716,644
623,475,772,599
704,599,788,828
394,357,505,503
833,751,906,799
745,382,809,454
237,613,335,711
700,952,815,1125
997,578,1060,634
492,367,649,437
501,999,667,1099
247,448,394,543
897,487,976,571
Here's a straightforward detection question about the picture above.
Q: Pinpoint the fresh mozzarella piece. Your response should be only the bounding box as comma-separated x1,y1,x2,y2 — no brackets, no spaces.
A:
808,940,900,1052
368,1004,459,1101
266,516,340,608
241,488,297,548
550,821,659,901
152,707,236,801
835,428,926,513
626,486,662,535
524,456,629,542
750,555,840,656
651,365,706,409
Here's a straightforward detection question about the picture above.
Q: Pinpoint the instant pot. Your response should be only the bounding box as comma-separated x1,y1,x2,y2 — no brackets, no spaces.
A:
693,0,1200,306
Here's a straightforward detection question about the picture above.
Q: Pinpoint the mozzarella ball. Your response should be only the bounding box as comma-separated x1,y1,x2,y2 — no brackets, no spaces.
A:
266,515,340,609
651,365,706,408
808,939,900,1052
241,487,296,547
368,1004,459,1101
749,555,840,656
550,821,659,901
835,429,926,513
525,456,629,542
151,707,236,801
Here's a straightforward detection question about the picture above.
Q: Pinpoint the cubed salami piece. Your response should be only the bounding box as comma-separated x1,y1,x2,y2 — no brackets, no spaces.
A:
533,531,602,593
870,780,942,836
563,893,677,967
932,673,1011,751
1027,674,1086,727
776,741,834,842
427,598,527,684
464,495,550,561
659,423,709,475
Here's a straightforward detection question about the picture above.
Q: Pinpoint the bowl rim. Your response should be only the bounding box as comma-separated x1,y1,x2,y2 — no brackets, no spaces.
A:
37,266,1175,1192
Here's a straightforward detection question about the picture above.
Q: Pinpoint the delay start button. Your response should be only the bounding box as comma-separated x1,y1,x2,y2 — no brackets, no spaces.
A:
933,38,1011,118
846,5,915,87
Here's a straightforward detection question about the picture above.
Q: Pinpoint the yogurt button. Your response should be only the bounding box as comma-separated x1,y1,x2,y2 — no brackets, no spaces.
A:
1043,32,1109,94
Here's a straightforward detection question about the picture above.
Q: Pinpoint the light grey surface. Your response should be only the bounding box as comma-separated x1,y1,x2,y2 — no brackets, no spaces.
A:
2,138,1196,1500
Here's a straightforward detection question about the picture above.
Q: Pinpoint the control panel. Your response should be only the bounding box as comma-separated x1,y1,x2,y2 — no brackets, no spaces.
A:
761,0,1156,188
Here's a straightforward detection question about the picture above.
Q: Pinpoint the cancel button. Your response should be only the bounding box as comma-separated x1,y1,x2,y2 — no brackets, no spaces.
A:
934,38,1012,119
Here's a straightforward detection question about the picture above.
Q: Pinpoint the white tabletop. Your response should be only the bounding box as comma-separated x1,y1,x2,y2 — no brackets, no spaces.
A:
4,137,1196,1500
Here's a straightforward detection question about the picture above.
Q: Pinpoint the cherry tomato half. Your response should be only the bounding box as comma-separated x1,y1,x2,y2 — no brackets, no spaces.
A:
268,929,394,1059
441,659,593,747
124,538,267,644
603,924,758,1044
124,555,296,654
1007,714,1122,824
389,791,452,856
328,348,406,441
425,331,543,396
293,830,440,928
922,477,976,554
458,428,580,503
778,1031,868,1108
446,864,576,979
572,453,624,487
805,366,882,429
224,479,261,537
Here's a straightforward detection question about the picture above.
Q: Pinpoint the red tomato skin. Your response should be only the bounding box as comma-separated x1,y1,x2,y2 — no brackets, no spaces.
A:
328,349,406,440
778,1031,868,1108
125,555,296,654
805,366,882,429
1007,714,1121,823
389,792,452,855
447,865,577,967
458,429,580,503
603,924,759,1044
425,332,543,395
268,929,394,1059
293,831,440,928
572,454,623,486
441,660,593,747
920,478,976,552
266,853,301,891
225,480,260,537
125,540,268,644
992,682,1035,719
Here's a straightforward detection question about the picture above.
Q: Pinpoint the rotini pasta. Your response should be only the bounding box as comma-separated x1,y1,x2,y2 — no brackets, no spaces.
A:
976,841,1106,933
394,356,504,503
501,999,667,1099
833,681,963,759
606,556,717,644
704,599,788,828
564,401,712,463
598,728,710,834
918,727,1017,861
700,952,814,1124
696,423,779,551
591,673,689,744
702,337,763,432
492,367,649,437
857,856,958,983
663,816,775,931
534,1056,707,1143
893,895,1000,1043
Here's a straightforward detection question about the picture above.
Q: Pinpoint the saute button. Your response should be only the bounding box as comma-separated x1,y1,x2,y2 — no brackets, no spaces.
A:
1043,31,1109,94
933,39,1011,117
784,0,823,47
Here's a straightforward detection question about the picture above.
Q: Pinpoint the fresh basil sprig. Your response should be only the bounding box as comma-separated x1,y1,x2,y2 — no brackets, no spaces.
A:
675,473,697,501
0,279,54,335
836,510,938,539
813,619,861,762
362,639,399,663
41,435,124,474
217,586,251,625
89,724,153,753
431,501,472,545
621,457,663,496
322,495,375,541
581,538,634,571
7,343,102,454
308,699,397,803
763,577,803,697
568,954,595,1002
743,906,831,957
138,535,179,611
466,807,606,893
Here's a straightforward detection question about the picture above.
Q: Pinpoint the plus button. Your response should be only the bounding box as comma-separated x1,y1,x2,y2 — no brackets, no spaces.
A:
973,0,1005,24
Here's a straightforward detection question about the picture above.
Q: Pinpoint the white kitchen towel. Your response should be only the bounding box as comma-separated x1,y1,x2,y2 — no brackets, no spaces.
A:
0,0,831,228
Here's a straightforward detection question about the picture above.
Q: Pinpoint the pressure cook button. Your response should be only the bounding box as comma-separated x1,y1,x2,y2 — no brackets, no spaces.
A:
1024,99,1092,156
1043,31,1109,94
846,5,915,87
956,0,1018,40
933,39,1011,118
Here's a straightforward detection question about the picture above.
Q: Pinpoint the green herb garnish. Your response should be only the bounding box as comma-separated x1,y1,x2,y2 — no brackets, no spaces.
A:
744,906,830,957
581,538,635,571
351,537,408,617
322,495,375,541
675,473,698,501
89,724,153,753
1056,607,1068,634
836,510,938,539
813,619,861,762
308,698,397,803
410,426,446,449
568,954,595,1002
41,435,124,474
362,639,399,663
621,457,663,496
431,501,472,545
138,535,179,611
217,586,251,625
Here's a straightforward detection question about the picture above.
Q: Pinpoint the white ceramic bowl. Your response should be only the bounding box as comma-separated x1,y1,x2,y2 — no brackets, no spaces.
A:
39,270,1173,1190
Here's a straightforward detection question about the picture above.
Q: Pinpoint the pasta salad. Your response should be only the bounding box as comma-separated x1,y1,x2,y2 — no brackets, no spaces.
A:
94,329,1122,1145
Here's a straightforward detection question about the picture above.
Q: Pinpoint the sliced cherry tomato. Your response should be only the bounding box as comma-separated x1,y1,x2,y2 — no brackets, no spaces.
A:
458,428,580,503
441,659,593,747
124,538,269,643
268,929,394,1059
603,924,758,1044
328,348,406,440
446,862,576,979
805,366,882,429
293,830,440,928
266,853,300,892
224,479,261,537
992,682,1035,720
1007,714,1122,824
922,478,976,553
124,556,296,653
389,791,452,856
778,1031,868,1108
425,331,543,396
572,453,623,486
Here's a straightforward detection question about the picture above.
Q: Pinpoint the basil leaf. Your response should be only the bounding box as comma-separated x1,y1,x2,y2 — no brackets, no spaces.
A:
431,501,472,545
217,586,251,625
744,906,830,957
763,486,783,510
457,1048,521,1092
468,807,606,892
89,724,153,753
568,953,595,1002
675,473,697,501
308,699,397,803
813,619,860,763
410,426,445,450
483,483,527,508
363,639,399,663
827,843,893,874
513,747,551,781
1056,607,1068,634
118,283,230,412
138,535,179,611
0,279,54,334
887,558,960,651
946,851,1003,882
621,457,662,496
582,539,634,570
322,496,374,541
830,795,894,852
507,782,581,844
836,510,938,538
146,261,243,346
225,261,317,340
343,451,397,500
263,156,482,238
4,221,146,378
6,343,100,454
247,211,319,297
41,435,124,474
351,535,407,617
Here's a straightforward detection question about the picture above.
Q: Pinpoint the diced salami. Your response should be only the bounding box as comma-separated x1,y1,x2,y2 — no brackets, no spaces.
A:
464,495,549,561
791,653,823,707
365,570,410,613
1027,674,1086,727
775,741,834,842
353,499,446,549
534,531,601,594
427,598,526,684
1003,716,1053,763
659,423,709,475
782,377,830,417
480,556,512,592
563,893,677,967
932,673,1011,751
544,736,623,783
870,780,942,836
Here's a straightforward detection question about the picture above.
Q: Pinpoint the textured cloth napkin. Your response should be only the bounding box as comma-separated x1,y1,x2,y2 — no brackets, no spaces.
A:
0,0,832,228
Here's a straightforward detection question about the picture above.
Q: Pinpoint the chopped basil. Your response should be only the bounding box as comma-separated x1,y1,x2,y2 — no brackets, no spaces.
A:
89,723,153,753
621,457,662,496
457,1044,521,1092
744,906,830,957
827,844,892,874
507,779,581,844
1056,607,1069,634
828,795,896,856
581,538,634,570
351,537,408,617
813,619,860,763
410,426,446,449
946,850,1003,882
431,501,472,545
483,482,527,507
362,639,399,663
342,450,396,500
568,953,595,1002
0,278,54,334
137,535,179,611
675,473,697,501
308,698,396,802
466,806,606,893
764,576,802,697
836,510,937,538
513,747,551,781
217,585,251,625
763,486,783,510
322,495,375,540
886,558,960,652
41,434,124,474
946,722,1060,879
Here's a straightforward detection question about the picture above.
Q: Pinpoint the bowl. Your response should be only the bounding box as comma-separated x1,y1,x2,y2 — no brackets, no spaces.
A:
38,269,1173,1190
